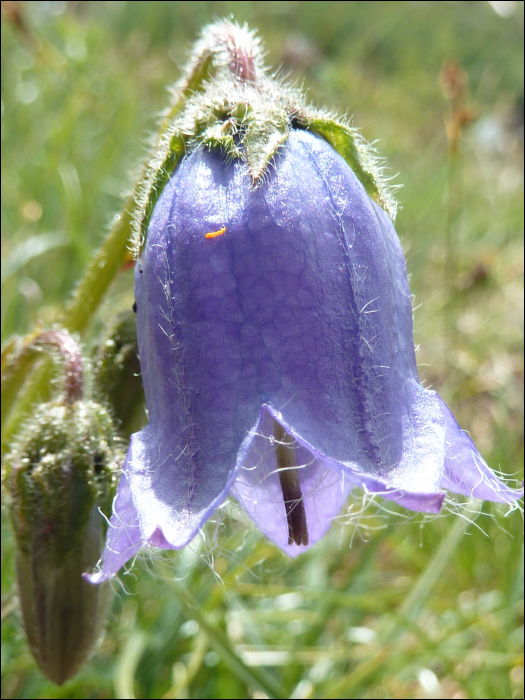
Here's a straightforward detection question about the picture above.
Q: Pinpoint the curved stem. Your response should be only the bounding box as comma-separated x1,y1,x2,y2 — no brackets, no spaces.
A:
62,200,134,334
1,329,84,424
1,201,134,453
33,330,84,404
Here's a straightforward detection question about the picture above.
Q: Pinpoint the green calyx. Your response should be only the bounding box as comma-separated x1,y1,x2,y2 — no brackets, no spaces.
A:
133,20,398,255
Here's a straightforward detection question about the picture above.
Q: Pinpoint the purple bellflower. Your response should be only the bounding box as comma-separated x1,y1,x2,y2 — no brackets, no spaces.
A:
86,22,522,584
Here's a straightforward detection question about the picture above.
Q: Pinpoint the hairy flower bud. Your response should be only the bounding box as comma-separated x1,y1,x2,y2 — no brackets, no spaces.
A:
6,399,119,684
92,310,145,438
4,330,120,684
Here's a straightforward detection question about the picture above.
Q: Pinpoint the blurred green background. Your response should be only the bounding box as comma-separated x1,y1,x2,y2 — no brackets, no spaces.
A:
1,1,523,698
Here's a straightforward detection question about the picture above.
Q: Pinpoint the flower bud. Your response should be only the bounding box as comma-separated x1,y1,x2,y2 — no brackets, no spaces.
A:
4,330,120,684
6,399,119,684
92,310,145,438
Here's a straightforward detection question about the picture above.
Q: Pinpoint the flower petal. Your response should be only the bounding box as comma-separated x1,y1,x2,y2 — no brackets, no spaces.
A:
264,387,447,517
231,409,354,556
123,426,252,549
83,471,142,584
438,397,524,503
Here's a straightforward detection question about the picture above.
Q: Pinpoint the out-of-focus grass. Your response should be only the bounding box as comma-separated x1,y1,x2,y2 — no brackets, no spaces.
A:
1,2,523,698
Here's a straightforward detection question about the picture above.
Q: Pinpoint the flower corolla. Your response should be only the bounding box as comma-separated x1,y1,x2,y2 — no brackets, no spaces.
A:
86,22,522,584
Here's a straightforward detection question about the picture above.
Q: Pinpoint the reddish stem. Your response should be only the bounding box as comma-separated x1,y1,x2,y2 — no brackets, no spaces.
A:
217,23,257,83
33,331,84,405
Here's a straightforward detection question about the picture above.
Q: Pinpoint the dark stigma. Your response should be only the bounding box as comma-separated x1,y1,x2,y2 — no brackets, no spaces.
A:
273,421,309,546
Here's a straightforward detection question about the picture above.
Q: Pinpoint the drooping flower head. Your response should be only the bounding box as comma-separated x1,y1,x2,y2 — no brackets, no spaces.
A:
86,21,522,584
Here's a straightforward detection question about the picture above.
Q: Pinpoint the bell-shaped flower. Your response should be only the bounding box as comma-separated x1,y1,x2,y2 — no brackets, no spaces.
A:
86,127,522,583
85,22,522,584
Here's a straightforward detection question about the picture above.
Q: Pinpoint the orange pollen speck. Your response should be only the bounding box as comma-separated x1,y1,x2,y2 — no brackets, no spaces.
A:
205,227,226,239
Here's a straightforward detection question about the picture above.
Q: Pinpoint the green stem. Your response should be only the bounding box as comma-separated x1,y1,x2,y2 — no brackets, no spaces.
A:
321,510,472,698
168,578,285,699
444,149,462,356
1,200,134,455
1,335,40,432
63,200,134,334
114,631,147,700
